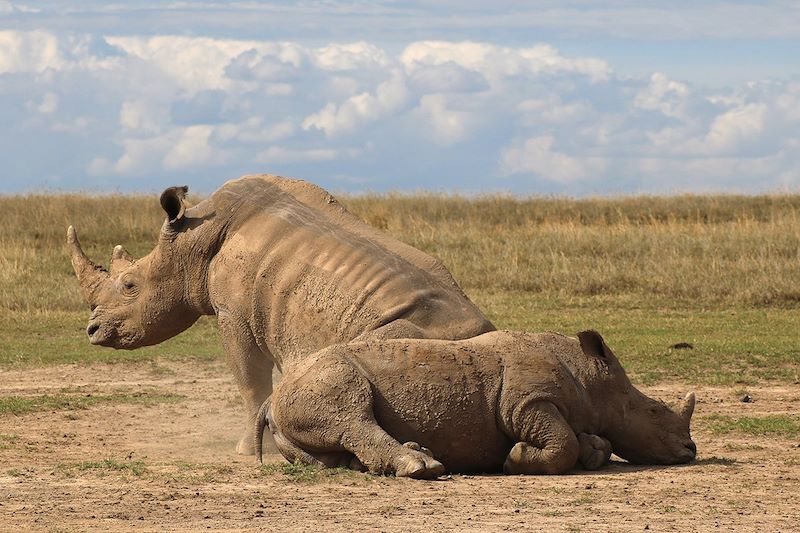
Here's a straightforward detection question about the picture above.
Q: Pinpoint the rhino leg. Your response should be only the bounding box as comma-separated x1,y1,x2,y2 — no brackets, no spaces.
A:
262,403,356,468
577,433,612,470
272,356,446,479
502,401,579,475
272,429,356,469
218,312,275,456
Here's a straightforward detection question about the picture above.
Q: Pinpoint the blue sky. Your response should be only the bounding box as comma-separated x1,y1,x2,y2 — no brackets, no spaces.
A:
1,1,799,195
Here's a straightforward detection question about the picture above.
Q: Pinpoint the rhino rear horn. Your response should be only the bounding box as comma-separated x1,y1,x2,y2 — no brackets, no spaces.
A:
110,245,135,273
679,392,696,422
66,225,109,307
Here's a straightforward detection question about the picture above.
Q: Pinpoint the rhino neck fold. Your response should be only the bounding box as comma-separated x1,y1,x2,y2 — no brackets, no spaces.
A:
556,356,619,437
168,204,228,318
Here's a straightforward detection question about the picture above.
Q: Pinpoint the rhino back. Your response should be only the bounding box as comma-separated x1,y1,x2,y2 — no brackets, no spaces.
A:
203,175,492,359
261,175,471,292
333,336,510,473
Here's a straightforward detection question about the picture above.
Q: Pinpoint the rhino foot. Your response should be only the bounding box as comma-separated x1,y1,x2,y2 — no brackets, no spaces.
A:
349,456,366,472
503,439,579,475
239,424,276,456
577,433,612,470
403,441,435,458
395,443,445,479
236,431,256,456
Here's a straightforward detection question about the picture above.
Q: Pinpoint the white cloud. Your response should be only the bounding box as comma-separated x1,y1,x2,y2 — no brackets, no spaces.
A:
634,72,690,119
224,44,306,82
163,125,223,170
120,100,167,134
401,41,610,84
106,35,287,93
774,83,800,122
0,1,39,14
413,94,477,145
0,30,62,73
702,103,767,154
37,92,58,114
407,61,489,94
113,135,173,175
0,29,798,193
109,125,230,175
313,42,389,71
0,31,121,75
87,157,113,177
51,116,91,133
215,118,296,144
517,97,594,125
255,146,360,164
500,135,605,184
302,70,408,137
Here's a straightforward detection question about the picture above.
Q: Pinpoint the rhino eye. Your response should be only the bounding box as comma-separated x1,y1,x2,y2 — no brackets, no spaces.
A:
121,279,137,295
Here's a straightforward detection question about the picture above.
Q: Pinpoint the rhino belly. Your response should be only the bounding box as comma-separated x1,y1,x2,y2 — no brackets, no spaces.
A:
367,373,510,473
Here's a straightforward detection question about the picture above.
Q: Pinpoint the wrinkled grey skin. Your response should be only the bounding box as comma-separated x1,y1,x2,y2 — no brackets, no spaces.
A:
257,330,696,478
67,175,494,454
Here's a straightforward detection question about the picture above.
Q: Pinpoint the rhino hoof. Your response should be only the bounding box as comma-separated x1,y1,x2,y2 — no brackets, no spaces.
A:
349,456,366,472
236,433,256,456
578,433,612,470
395,446,445,479
403,441,435,458
582,449,607,470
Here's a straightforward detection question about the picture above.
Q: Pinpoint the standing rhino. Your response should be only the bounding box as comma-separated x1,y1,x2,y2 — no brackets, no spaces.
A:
67,175,494,454
257,330,696,477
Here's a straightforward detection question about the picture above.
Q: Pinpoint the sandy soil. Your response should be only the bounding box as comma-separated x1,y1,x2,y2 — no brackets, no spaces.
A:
0,359,798,532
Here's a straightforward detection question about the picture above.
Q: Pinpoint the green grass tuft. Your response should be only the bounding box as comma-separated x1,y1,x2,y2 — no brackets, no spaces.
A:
260,461,372,483
0,433,20,450
56,459,148,477
703,415,800,437
162,462,237,483
0,392,184,416
696,456,738,466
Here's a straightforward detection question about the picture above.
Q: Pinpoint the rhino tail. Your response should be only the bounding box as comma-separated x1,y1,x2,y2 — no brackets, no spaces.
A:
254,399,271,465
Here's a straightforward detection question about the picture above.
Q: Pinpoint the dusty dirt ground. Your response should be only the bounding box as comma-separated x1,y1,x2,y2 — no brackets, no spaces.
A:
0,359,798,533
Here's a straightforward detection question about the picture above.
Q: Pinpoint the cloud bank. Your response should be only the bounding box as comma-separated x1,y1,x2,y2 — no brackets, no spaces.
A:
1,30,798,194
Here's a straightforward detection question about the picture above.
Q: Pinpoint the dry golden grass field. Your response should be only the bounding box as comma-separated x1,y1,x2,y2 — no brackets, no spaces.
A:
1,191,799,532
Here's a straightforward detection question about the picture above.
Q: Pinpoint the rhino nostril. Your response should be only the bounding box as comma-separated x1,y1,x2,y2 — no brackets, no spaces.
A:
87,323,100,337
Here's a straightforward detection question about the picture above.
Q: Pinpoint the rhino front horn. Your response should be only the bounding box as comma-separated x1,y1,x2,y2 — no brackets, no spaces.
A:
67,225,109,307
679,391,696,422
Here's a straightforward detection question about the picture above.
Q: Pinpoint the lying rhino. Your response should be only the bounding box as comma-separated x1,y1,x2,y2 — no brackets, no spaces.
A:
257,330,696,477
67,175,494,454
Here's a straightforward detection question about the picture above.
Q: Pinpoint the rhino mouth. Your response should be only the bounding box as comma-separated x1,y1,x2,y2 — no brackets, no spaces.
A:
87,321,114,346
614,439,697,465
676,441,697,463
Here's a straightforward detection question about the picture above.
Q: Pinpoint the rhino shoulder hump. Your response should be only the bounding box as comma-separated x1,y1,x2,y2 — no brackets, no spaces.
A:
251,174,465,289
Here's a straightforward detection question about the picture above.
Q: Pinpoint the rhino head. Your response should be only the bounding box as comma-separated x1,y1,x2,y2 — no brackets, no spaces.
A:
67,186,207,349
577,330,697,465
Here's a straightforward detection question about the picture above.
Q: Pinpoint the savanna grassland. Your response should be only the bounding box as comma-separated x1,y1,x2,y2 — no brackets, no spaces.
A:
2,192,799,383
1,190,799,532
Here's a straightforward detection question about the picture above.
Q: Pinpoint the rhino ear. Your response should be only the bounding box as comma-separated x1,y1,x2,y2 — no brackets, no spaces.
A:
577,330,614,361
160,185,189,224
